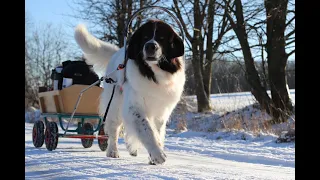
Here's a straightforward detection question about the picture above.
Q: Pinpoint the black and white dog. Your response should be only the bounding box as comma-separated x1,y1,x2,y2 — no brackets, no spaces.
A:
74,19,185,165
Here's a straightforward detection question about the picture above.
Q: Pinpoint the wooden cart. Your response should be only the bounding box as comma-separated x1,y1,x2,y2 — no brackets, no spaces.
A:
32,84,108,151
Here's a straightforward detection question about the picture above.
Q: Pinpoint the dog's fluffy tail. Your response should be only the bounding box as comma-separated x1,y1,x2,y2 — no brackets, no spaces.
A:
74,24,119,72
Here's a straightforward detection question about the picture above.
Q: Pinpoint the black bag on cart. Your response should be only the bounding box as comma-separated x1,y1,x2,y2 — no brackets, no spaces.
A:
58,60,100,89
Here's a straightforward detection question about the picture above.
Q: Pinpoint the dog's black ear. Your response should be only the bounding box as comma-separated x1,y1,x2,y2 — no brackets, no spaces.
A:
127,27,144,60
168,30,184,59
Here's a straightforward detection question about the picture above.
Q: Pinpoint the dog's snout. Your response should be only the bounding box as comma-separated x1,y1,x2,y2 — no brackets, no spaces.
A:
143,41,161,61
145,42,158,52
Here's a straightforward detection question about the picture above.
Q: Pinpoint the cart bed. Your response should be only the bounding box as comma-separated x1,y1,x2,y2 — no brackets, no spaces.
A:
38,85,103,115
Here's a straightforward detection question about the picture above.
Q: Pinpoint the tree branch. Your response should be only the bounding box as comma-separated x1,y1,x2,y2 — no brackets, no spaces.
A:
285,15,295,27
285,29,295,40
244,6,264,22
172,0,193,42
287,49,295,57
200,0,209,24
217,44,264,54
286,39,295,46
222,0,237,30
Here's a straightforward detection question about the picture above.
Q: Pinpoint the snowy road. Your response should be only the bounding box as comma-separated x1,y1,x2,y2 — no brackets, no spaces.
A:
25,123,294,180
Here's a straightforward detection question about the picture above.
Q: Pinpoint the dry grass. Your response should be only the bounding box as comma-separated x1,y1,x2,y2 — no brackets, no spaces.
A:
171,91,295,136
175,117,187,133
212,107,295,136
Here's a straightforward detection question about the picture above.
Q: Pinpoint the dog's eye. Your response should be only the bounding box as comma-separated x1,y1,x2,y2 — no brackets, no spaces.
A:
144,36,149,39
159,36,164,40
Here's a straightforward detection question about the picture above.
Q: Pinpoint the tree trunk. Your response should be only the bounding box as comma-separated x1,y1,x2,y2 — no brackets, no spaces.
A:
228,0,272,113
199,38,204,77
203,0,215,96
127,0,133,30
192,46,212,112
193,0,212,112
136,0,144,29
203,63,213,96
116,0,126,47
265,0,293,123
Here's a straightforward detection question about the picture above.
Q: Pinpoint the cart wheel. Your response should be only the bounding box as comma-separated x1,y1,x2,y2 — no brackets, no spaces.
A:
81,123,94,148
98,124,108,151
45,122,59,151
32,121,45,148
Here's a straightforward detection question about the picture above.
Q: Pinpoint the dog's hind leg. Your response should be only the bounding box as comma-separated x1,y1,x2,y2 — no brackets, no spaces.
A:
102,86,123,158
105,116,122,158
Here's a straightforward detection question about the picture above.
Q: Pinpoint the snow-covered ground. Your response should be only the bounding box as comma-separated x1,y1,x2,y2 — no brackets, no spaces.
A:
25,123,294,180
25,90,295,179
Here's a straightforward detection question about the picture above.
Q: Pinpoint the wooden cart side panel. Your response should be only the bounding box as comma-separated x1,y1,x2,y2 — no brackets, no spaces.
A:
38,90,62,113
39,97,46,113
53,95,62,113
59,85,102,115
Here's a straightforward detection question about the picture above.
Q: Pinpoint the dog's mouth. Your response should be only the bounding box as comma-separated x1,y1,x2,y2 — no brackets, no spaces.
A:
146,57,157,61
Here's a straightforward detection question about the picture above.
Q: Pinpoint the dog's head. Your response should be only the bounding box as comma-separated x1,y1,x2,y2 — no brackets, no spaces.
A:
127,19,184,64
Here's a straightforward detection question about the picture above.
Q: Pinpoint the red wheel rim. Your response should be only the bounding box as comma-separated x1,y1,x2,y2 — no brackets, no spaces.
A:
32,127,37,142
45,128,50,144
98,128,107,144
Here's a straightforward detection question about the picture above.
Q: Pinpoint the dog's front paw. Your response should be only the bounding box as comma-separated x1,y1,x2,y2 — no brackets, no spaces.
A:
129,150,138,157
148,148,167,165
106,148,119,158
148,160,156,165
126,143,138,157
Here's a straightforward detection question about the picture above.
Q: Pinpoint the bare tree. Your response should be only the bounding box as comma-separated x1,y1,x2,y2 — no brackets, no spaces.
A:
264,0,294,122
222,0,295,123
171,0,232,112
184,58,295,95
25,11,36,106
25,22,71,105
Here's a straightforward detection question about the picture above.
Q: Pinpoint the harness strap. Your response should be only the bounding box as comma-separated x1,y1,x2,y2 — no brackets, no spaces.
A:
122,57,129,84
102,63,126,123
102,85,116,123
